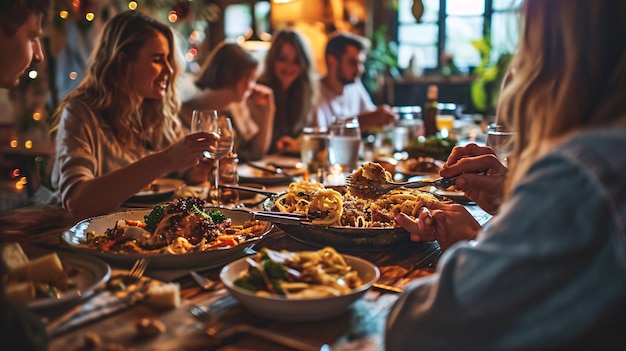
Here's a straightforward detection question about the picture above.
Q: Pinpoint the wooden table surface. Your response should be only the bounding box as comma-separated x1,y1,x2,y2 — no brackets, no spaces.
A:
21,225,439,351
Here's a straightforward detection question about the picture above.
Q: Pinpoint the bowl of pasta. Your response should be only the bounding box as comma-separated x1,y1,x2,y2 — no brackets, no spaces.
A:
220,247,379,321
262,164,442,251
61,197,273,269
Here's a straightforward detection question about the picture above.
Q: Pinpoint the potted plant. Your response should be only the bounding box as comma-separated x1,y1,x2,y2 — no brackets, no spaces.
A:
470,37,513,118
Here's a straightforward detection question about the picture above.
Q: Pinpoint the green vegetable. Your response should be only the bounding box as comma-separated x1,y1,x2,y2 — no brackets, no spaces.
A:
262,258,289,280
208,210,226,224
144,204,166,231
191,204,210,220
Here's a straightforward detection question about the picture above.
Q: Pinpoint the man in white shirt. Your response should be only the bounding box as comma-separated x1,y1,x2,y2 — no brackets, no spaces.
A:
313,31,396,132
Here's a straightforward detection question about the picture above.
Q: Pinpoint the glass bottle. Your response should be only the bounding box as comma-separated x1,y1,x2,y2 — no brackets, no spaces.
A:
423,85,439,137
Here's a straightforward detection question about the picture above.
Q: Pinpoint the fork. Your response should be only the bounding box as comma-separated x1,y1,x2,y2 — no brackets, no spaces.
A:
345,174,460,194
125,257,150,284
190,271,221,291
190,305,331,351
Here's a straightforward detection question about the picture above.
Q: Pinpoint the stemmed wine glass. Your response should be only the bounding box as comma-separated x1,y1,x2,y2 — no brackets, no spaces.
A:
191,110,234,204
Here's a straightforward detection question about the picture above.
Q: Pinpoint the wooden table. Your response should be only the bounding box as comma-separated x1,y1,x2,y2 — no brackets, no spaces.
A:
21,225,439,351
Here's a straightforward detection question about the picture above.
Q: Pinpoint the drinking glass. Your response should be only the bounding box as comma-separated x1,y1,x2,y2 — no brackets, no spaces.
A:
300,126,328,182
191,110,234,204
486,123,516,166
328,117,361,173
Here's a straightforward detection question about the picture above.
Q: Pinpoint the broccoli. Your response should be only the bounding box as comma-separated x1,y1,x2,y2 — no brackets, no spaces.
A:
144,204,166,231
208,210,226,224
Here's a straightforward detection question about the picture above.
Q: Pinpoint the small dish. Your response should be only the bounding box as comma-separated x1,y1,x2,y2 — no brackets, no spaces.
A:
220,253,380,321
127,178,185,203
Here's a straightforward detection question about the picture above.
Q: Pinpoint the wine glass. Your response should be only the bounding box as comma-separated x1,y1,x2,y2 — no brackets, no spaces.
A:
486,123,516,166
191,110,234,204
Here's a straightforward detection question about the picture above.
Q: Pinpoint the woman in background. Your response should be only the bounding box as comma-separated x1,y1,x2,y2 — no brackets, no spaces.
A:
389,0,626,349
180,42,274,162
257,28,318,155
51,11,217,221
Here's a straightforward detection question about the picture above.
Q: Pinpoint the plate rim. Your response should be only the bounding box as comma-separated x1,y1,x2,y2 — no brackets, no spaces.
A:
27,252,111,310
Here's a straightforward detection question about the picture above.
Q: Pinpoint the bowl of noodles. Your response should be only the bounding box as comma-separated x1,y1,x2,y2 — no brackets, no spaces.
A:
262,163,442,251
220,247,379,321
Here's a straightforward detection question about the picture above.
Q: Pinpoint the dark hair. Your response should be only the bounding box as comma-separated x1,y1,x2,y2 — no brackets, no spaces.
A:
0,0,49,35
325,31,367,60
195,42,259,90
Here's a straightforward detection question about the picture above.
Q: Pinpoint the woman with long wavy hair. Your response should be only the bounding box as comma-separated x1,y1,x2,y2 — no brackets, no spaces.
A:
50,11,216,221
389,0,626,349
257,28,318,154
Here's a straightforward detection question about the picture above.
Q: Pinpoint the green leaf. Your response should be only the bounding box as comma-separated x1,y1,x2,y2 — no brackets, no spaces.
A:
471,80,488,112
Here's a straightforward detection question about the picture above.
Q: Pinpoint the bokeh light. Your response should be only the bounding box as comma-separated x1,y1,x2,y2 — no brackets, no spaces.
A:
24,140,33,149
9,139,18,148
128,1,138,10
59,10,69,19
28,70,38,79
33,112,41,121
85,12,95,21
168,11,178,23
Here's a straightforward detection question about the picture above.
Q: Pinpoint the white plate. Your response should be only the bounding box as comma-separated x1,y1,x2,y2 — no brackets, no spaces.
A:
28,253,111,310
61,207,273,269
127,178,185,202
220,254,380,321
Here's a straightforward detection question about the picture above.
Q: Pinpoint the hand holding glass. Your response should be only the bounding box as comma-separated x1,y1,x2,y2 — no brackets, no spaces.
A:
486,124,516,166
191,110,234,204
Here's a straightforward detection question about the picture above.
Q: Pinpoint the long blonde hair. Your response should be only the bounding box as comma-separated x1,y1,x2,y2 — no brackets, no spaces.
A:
52,11,182,148
498,0,626,195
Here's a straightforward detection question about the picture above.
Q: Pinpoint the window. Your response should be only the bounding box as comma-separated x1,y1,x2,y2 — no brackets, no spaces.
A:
397,0,522,73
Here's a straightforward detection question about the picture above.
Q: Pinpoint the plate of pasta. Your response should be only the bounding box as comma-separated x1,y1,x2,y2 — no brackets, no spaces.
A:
262,164,442,251
220,247,379,321
61,197,273,269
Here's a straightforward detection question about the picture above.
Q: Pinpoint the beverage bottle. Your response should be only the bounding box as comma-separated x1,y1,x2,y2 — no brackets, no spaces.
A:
423,85,439,137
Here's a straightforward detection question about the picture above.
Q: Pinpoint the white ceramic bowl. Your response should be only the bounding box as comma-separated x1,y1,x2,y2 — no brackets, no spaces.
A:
220,253,380,321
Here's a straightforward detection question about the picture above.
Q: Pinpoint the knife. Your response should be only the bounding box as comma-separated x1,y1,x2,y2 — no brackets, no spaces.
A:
220,184,279,197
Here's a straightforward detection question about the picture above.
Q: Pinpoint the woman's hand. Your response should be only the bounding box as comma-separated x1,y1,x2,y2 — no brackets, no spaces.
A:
395,202,481,251
439,143,508,214
162,132,218,171
247,84,274,108
276,135,300,154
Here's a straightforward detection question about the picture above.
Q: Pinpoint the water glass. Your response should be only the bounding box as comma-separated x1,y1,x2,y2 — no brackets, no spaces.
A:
300,126,328,182
486,123,516,166
328,118,361,173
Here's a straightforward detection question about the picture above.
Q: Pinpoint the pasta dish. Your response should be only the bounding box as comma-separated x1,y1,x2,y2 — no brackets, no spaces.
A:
272,162,440,228
234,247,363,298
85,197,267,255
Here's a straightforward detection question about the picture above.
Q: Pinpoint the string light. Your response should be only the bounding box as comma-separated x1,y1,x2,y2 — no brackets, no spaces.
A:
11,169,20,178
24,140,33,149
168,11,178,23
15,182,24,191
59,10,69,19
9,140,18,148
128,1,138,10
33,112,41,121
85,12,95,21
28,70,38,79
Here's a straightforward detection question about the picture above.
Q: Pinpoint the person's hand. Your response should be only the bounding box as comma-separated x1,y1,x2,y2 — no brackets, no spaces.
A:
247,84,273,108
395,202,481,251
276,135,300,154
439,143,508,214
162,132,218,171
357,104,397,132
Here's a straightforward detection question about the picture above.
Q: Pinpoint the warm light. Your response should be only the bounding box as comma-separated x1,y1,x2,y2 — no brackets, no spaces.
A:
32,112,41,121
168,11,178,22
188,48,197,56
19,177,27,185
11,169,20,178
15,182,24,191
184,53,194,62
28,70,38,79
24,140,33,149
69,71,78,80
273,0,295,3
72,0,80,11
59,10,69,19
9,139,18,148
189,30,200,43
85,12,95,21
128,1,138,10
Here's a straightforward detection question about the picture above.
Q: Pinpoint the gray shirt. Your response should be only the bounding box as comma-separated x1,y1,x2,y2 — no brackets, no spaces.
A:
386,126,626,350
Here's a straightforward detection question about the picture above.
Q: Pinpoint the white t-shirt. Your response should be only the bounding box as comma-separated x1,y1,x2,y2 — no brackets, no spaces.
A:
313,79,375,130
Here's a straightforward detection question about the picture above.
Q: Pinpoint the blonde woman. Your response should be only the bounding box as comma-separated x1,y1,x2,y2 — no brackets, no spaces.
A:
389,0,626,349
50,11,217,221
257,28,318,155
